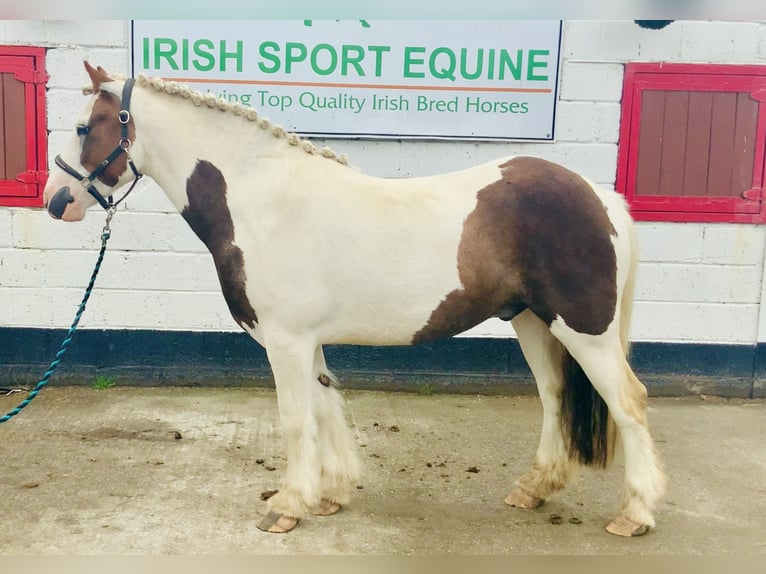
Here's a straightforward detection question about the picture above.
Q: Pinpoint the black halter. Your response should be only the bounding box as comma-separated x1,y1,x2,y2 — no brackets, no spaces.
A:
54,78,143,211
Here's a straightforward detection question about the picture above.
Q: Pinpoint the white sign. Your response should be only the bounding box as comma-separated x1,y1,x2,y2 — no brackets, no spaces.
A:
131,20,561,141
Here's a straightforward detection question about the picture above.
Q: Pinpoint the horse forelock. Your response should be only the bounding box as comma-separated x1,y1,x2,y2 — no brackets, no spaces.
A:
132,73,350,167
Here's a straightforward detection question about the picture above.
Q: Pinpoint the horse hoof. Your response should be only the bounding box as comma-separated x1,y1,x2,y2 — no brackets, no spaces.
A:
256,511,300,533
504,488,544,509
310,499,343,516
605,515,651,537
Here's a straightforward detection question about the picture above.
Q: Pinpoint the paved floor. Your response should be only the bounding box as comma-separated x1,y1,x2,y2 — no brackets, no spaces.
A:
0,386,764,555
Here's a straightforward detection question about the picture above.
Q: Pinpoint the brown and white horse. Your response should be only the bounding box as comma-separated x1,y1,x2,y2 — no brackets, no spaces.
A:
43,62,665,537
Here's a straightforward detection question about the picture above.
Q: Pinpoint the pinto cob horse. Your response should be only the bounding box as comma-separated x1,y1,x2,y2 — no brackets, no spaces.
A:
43,62,665,537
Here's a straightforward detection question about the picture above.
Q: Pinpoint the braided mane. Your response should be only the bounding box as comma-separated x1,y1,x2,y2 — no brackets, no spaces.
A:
85,73,349,166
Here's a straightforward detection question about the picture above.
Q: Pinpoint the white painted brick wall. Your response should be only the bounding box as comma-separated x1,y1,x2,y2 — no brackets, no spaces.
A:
1,19,765,344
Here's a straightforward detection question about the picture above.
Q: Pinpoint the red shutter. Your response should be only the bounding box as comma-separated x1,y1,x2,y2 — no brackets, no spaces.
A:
617,63,766,223
0,47,48,207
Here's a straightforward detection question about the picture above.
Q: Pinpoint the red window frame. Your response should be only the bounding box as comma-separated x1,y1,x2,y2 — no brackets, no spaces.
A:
0,46,48,207
617,63,766,223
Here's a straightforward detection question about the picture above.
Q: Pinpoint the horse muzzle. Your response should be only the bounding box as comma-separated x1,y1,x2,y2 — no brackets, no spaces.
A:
47,186,75,220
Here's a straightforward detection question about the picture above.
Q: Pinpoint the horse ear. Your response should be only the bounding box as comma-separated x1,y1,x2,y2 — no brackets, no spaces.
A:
84,61,112,92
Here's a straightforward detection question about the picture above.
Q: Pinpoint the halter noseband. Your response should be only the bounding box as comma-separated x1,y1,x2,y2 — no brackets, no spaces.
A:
54,78,143,211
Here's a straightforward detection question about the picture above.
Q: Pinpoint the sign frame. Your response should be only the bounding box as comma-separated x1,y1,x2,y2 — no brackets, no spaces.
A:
130,20,562,142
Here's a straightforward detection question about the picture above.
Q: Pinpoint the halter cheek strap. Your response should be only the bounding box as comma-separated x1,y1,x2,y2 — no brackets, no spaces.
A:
54,78,143,211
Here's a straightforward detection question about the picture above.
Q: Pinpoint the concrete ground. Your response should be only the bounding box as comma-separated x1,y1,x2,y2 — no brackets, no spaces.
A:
0,385,764,555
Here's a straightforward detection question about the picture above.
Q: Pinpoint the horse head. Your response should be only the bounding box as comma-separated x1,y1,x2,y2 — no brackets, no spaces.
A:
43,61,140,221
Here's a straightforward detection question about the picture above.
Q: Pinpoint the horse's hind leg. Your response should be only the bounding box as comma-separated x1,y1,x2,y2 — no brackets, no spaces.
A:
550,321,666,536
505,309,574,509
311,346,361,515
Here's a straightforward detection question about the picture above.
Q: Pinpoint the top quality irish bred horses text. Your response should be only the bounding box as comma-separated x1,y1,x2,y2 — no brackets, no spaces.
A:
44,63,665,537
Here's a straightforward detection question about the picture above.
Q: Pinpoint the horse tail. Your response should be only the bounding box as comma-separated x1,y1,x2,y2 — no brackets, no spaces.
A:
560,351,615,468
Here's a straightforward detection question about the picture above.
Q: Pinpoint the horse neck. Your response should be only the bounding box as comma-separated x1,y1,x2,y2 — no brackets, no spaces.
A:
128,85,286,212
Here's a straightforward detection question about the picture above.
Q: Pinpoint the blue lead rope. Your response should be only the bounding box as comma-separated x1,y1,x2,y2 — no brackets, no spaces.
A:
0,212,114,424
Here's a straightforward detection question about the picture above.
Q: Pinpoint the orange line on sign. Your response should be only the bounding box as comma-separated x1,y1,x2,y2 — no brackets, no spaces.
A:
162,77,552,94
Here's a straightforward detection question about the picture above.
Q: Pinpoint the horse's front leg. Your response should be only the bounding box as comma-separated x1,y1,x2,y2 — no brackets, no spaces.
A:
257,334,321,534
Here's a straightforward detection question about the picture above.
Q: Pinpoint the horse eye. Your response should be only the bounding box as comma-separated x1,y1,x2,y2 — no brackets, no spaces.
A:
76,125,90,136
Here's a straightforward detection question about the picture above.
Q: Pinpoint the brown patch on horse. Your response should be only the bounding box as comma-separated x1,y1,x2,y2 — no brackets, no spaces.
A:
79,90,135,187
183,160,258,328
412,156,617,344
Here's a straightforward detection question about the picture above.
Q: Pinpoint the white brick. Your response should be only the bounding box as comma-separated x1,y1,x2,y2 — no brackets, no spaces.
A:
635,223,704,263
0,249,44,287
701,225,766,266
42,250,220,292
636,263,762,304
679,21,761,63
631,301,759,344
0,210,11,247
555,102,621,143
559,62,624,102
561,21,603,60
